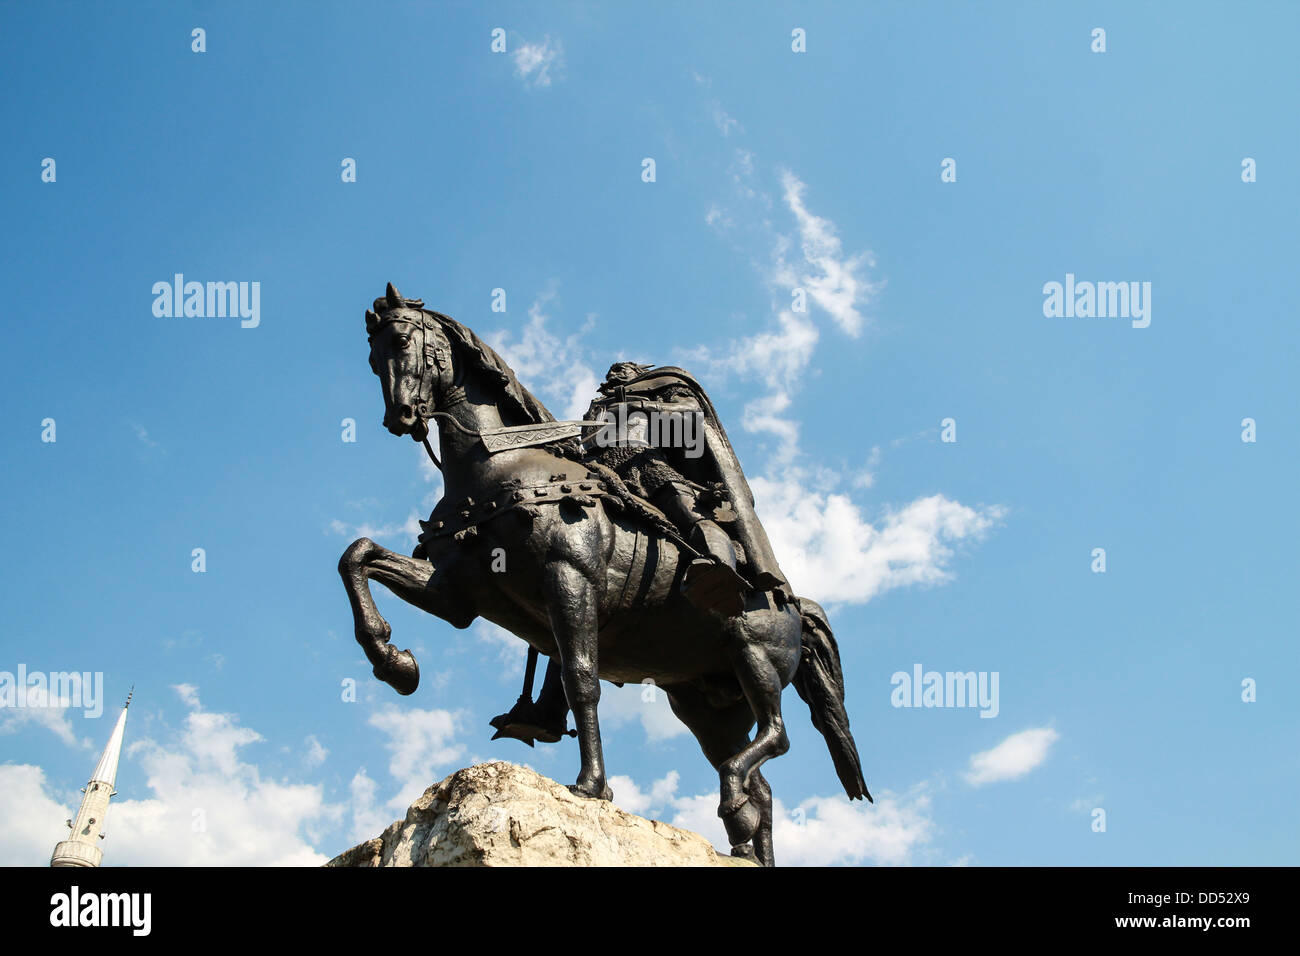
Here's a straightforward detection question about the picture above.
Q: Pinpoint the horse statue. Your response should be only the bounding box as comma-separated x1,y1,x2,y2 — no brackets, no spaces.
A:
338,283,870,865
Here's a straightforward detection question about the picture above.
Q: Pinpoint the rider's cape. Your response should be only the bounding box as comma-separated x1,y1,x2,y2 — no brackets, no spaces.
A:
588,366,790,595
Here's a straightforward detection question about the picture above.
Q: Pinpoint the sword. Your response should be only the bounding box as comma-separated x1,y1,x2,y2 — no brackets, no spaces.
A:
478,420,606,454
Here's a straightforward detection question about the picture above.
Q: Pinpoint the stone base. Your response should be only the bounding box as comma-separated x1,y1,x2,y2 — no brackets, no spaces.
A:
328,761,753,867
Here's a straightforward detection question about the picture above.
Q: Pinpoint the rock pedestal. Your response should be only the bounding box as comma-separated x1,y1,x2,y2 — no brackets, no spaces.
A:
328,761,752,867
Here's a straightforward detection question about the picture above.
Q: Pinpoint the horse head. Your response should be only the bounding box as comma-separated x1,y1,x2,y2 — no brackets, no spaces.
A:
365,282,455,442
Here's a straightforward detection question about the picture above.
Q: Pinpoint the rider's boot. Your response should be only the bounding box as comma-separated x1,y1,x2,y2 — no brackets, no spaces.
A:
652,483,749,616
680,518,749,617
489,659,573,746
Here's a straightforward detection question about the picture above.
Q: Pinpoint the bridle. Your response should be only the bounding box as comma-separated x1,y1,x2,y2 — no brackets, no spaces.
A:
371,310,463,472
371,306,602,473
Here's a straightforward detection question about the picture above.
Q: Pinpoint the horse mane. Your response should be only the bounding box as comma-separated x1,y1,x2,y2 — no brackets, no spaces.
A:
421,309,556,426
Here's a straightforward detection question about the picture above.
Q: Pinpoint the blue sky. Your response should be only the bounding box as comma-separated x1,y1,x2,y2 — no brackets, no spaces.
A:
1,1,1296,866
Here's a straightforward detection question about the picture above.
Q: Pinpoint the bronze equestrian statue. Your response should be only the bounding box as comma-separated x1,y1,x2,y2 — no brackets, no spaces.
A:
338,284,870,865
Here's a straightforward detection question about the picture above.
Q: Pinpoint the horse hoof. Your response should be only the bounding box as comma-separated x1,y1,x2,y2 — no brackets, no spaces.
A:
720,796,762,847
375,647,420,696
568,782,614,802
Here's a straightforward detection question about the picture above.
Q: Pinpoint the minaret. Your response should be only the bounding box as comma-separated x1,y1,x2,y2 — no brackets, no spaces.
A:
51,688,131,867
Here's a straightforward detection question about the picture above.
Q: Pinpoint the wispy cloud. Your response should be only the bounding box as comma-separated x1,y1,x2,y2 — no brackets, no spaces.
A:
965,727,1060,787
174,683,201,709
775,170,879,337
0,679,93,749
691,104,1002,607
303,734,329,769
512,35,563,89
131,423,160,448
488,285,600,420
474,620,528,676
693,156,875,464
328,511,423,548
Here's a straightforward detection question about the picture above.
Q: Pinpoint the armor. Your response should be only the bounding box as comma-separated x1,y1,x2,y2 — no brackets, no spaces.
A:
583,363,792,606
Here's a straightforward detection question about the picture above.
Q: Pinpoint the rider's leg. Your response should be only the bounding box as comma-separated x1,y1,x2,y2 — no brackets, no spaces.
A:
534,658,569,725
651,482,747,616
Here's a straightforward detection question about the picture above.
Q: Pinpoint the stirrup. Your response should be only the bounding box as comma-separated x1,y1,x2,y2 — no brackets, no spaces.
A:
489,695,574,747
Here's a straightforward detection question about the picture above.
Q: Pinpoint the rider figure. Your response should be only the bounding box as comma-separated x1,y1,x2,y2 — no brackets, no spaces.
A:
490,362,793,746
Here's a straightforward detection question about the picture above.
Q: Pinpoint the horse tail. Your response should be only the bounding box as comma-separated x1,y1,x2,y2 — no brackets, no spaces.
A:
792,598,872,802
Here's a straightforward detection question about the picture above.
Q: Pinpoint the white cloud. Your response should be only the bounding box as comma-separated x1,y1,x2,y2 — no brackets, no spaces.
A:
713,310,820,395
31,687,343,866
686,310,819,463
776,170,879,337
0,686,473,866
347,768,390,843
0,764,72,865
304,735,329,769
609,770,680,816
0,681,92,750
694,161,877,465
474,620,528,676
367,705,466,811
328,510,423,548
753,478,1005,606
612,770,939,865
965,727,1060,786
770,788,937,866
489,287,600,420
712,103,742,138
701,135,1005,610
599,682,687,742
512,36,562,89
854,446,883,489
174,683,201,709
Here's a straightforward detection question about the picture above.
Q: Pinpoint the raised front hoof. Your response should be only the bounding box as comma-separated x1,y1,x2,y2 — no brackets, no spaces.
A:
373,647,420,696
682,559,747,617
568,781,614,802
719,795,762,847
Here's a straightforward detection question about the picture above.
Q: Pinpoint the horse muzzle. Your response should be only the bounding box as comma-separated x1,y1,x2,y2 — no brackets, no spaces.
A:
384,403,420,436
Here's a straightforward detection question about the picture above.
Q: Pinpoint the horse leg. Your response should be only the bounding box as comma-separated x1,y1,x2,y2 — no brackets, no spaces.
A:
338,536,442,695
716,628,794,851
665,685,777,864
544,557,610,800
746,768,775,867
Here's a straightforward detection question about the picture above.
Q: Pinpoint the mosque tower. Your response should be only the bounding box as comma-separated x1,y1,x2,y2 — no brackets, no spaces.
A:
51,689,131,867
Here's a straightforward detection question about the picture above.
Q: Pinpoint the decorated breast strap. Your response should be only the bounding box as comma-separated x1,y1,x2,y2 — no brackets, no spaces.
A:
418,475,614,545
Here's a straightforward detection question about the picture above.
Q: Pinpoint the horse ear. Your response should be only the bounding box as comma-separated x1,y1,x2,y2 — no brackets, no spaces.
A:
365,309,379,332
386,283,403,309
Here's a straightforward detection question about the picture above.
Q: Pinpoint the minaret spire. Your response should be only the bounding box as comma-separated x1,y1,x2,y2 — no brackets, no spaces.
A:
51,689,132,867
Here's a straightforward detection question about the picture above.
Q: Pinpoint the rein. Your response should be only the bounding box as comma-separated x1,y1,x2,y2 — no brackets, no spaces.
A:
417,408,477,473
403,319,599,472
